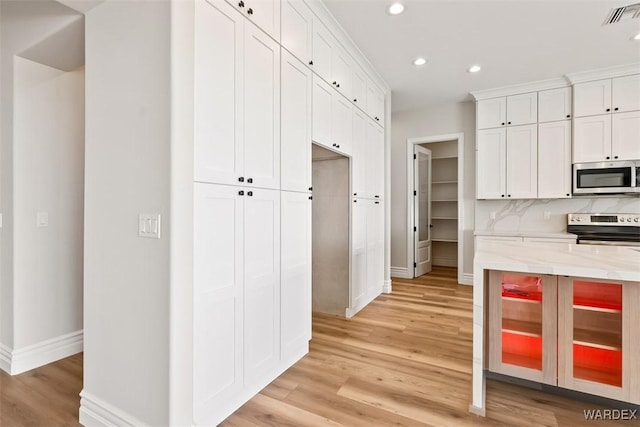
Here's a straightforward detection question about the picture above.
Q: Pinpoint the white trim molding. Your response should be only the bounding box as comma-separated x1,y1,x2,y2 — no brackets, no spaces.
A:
383,279,392,294
461,273,474,286
0,343,11,374
566,62,640,84
470,77,569,101
80,391,148,427
390,266,411,279
7,330,83,375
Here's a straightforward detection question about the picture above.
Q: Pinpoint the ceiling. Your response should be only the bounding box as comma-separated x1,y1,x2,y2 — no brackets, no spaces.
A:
324,0,640,112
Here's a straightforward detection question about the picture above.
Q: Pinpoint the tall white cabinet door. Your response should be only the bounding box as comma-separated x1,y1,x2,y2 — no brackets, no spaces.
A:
332,94,353,154
238,0,280,42
364,119,378,198
612,111,640,161
194,0,244,185
573,115,612,163
366,82,384,125
281,191,311,361
332,46,352,99
368,201,384,300
574,79,612,117
507,92,537,126
538,87,572,123
538,121,571,199
476,128,506,199
477,97,506,130
350,199,367,309
352,66,367,107
351,109,367,197
244,188,280,387
193,183,244,424
244,23,280,190
281,0,312,64
612,75,640,113
372,123,385,199
281,51,312,193
312,76,332,148
311,18,333,82
506,125,537,199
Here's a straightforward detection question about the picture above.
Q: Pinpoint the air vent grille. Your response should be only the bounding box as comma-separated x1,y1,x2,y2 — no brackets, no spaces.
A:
604,3,640,25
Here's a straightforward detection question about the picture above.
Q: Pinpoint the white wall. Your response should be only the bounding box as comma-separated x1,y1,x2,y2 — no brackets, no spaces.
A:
390,101,476,281
83,1,171,425
13,57,84,349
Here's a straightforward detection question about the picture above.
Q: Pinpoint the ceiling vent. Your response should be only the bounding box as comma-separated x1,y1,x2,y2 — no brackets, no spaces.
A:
603,3,640,25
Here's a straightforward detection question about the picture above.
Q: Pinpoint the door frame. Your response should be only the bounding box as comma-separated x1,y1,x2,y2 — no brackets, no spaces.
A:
413,145,432,277
406,133,465,284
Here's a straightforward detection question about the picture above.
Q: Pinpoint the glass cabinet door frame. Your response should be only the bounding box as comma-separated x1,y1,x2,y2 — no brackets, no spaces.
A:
488,270,557,385
557,276,640,404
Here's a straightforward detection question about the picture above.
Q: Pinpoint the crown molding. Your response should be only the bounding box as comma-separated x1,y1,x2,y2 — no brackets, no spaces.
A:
565,62,640,84
470,77,570,101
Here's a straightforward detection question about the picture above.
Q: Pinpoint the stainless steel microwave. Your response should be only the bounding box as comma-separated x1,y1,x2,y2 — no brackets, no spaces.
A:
573,160,640,195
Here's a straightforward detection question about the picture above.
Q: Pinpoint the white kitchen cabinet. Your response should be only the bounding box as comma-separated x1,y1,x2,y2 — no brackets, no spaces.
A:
280,191,311,362
195,1,280,189
506,125,537,199
368,199,384,300
311,17,333,82
281,50,312,193
612,111,640,161
352,65,367,108
366,81,385,125
574,79,612,117
538,120,571,199
538,87,572,123
367,118,385,199
332,94,353,155
350,199,367,309
573,115,612,163
281,0,313,65
312,75,333,148
476,128,506,199
612,74,640,113
507,92,537,126
477,97,507,130
351,109,367,197
225,0,280,41
331,45,352,100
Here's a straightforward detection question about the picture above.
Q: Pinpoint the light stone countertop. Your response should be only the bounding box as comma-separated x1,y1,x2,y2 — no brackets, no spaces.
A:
473,230,577,240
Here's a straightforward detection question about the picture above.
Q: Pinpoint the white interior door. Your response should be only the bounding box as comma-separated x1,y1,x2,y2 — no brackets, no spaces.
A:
414,146,432,277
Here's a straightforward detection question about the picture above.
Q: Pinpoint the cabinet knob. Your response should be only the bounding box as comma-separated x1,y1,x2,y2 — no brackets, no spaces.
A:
354,200,357,203
353,193,357,196
507,121,512,125
501,122,505,126
238,190,245,196
353,98,357,103
247,7,253,15
309,187,313,191
374,195,379,198
332,143,337,147
309,60,313,66
606,108,611,112
501,195,505,197
614,107,619,111
247,191,253,196
375,201,380,204
238,0,244,7
566,114,571,118
337,144,340,148
375,117,379,121
336,83,340,88
238,176,244,182
309,196,312,200
508,194,511,197
606,156,610,160
614,156,619,159
332,81,337,85
566,193,570,197
247,178,253,183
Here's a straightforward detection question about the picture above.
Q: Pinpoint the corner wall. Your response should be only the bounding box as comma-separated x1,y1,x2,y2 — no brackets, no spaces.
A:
390,101,476,282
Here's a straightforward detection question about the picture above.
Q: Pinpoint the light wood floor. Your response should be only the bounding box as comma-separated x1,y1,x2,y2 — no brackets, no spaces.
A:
0,267,629,426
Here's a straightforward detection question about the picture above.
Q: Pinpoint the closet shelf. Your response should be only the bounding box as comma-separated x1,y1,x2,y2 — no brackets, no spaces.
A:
432,180,458,185
432,155,457,160
432,199,458,202
432,238,458,243
432,216,457,220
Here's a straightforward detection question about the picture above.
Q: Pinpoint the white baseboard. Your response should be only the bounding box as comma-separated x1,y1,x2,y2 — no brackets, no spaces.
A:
433,257,457,268
0,343,11,374
390,266,412,279
461,273,473,286
383,279,392,294
80,391,148,427
9,330,83,375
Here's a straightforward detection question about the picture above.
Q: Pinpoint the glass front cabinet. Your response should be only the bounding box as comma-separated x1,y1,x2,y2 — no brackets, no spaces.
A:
489,271,640,404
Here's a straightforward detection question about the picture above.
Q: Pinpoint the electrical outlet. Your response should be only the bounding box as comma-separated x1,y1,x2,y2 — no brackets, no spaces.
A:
139,214,161,239
37,212,49,227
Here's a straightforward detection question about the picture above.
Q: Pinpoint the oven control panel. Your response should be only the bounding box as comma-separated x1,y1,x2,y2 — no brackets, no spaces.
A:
568,213,640,226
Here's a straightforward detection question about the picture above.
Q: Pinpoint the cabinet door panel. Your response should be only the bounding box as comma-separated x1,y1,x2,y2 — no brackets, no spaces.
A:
612,111,640,161
574,79,611,117
193,183,244,423
332,46,352,99
370,201,384,299
332,94,353,155
311,18,333,82
351,200,367,309
612,74,640,113
364,119,378,198
573,115,612,163
506,125,537,199
194,0,243,185
242,0,280,41
244,23,280,189
477,97,506,130
244,189,280,387
366,82,384,125
281,0,312,64
372,123,385,199
538,121,571,199
281,51,312,192
538,87,572,123
352,66,367,108
476,128,506,199
281,191,312,359
312,76,333,148
507,92,537,126
352,109,367,197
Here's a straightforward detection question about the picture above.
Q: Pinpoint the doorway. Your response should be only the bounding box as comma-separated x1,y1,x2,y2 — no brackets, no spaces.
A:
407,133,464,282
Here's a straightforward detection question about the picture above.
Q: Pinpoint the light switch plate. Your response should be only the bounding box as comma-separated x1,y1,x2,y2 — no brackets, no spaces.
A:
139,214,161,239
37,212,49,227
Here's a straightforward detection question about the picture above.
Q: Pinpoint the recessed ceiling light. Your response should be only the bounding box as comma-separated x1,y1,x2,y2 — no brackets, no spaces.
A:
413,57,427,66
633,32,640,41
387,2,405,15
468,65,481,73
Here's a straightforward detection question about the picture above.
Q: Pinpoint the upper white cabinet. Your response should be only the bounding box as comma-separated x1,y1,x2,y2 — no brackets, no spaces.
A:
506,125,538,199
538,120,571,198
311,17,333,83
225,0,280,41
281,50,312,193
539,87,572,123
574,79,612,117
331,45,352,99
281,0,312,65
312,75,352,156
195,0,280,189
476,128,506,199
573,115,612,163
612,111,640,161
366,119,385,199
366,81,385,126
352,65,367,108
332,94,353,155
477,97,507,129
507,92,537,126
612,74,640,113
352,109,367,197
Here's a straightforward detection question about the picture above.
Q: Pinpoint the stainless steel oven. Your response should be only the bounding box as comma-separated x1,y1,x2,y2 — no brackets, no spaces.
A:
573,161,640,195
567,213,640,247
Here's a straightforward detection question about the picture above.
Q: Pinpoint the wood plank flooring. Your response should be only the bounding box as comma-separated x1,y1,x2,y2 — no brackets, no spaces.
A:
0,267,631,426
